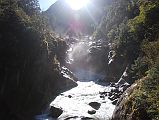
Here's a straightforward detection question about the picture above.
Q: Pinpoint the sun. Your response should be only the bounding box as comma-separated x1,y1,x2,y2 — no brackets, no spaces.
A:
66,0,89,10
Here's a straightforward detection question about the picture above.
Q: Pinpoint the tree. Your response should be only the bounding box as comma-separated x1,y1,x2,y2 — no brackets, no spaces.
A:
17,0,40,15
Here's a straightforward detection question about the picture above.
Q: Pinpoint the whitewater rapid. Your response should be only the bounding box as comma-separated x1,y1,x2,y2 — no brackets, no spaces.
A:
50,81,115,120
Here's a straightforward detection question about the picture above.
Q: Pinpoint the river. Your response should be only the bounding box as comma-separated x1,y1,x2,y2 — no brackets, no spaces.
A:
35,37,128,120
50,81,115,120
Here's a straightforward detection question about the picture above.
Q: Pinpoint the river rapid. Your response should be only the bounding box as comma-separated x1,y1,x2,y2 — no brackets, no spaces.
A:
36,36,129,120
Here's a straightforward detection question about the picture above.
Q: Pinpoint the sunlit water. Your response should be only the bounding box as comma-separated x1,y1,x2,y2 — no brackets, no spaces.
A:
50,81,115,120
36,37,116,120
48,38,116,120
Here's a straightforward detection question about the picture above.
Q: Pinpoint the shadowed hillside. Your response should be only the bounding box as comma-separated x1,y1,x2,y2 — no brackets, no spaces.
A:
0,0,77,119
93,0,159,119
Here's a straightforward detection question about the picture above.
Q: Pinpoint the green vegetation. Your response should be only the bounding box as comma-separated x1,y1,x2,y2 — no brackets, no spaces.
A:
124,66,159,120
94,0,159,119
0,0,74,119
0,0,159,119
124,38,159,120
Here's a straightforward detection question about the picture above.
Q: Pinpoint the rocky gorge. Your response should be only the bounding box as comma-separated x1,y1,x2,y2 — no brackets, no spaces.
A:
0,0,159,120
43,37,131,120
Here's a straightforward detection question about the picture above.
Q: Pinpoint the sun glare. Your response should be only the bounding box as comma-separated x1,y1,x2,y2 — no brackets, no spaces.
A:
66,0,89,10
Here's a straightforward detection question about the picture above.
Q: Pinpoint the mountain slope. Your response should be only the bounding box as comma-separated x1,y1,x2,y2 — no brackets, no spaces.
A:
93,0,159,119
45,0,110,35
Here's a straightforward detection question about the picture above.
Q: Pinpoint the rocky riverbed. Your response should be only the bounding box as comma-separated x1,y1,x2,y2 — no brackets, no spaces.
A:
47,78,129,120
35,37,130,120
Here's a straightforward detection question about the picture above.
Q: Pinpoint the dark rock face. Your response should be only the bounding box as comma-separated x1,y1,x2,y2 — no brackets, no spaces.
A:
87,39,110,73
49,106,63,118
106,55,129,82
89,102,101,110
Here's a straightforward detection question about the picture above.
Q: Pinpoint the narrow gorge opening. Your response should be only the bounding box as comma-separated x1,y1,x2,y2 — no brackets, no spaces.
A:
0,0,159,120
36,0,131,119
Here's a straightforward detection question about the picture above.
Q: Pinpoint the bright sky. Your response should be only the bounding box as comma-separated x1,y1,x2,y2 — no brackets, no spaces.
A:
39,0,57,11
39,0,90,11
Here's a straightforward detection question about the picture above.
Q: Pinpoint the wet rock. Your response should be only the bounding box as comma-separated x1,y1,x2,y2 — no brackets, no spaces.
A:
110,82,116,87
118,92,123,96
108,95,116,101
100,95,105,98
112,99,118,105
106,53,128,82
108,92,112,97
68,95,72,98
117,78,127,85
81,117,94,120
111,88,120,94
49,106,63,118
99,91,109,97
88,110,96,115
89,102,101,110
115,93,121,99
122,84,130,92
111,93,119,99
99,91,108,95
64,116,78,120
61,66,78,82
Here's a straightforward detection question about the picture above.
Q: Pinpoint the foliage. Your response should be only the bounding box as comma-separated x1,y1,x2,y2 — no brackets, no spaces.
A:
94,0,159,119
0,0,71,119
142,40,159,67
124,66,159,120
17,0,40,16
128,1,159,32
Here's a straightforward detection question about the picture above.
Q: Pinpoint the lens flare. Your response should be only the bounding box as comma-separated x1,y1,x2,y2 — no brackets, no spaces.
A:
66,0,89,10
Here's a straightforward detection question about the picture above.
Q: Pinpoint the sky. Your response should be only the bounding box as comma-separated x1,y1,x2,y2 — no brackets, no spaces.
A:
38,0,57,11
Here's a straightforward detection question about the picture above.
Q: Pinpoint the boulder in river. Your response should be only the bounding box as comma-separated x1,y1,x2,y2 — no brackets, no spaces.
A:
81,117,94,120
49,106,63,118
112,99,118,105
89,102,101,110
68,95,72,98
88,109,96,115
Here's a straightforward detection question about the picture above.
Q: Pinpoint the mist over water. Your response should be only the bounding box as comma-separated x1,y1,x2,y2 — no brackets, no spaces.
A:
66,37,105,82
45,36,117,120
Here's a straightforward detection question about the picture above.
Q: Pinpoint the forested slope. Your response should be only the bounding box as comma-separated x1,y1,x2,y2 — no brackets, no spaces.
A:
0,0,77,119
93,0,159,119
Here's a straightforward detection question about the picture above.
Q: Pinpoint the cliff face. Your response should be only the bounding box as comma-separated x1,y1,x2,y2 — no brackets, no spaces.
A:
93,0,159,119
0,0,77,119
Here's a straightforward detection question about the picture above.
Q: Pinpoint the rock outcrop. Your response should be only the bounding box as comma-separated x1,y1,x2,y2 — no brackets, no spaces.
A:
89,102,101,110
49,106,63,118
112,83,138,120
